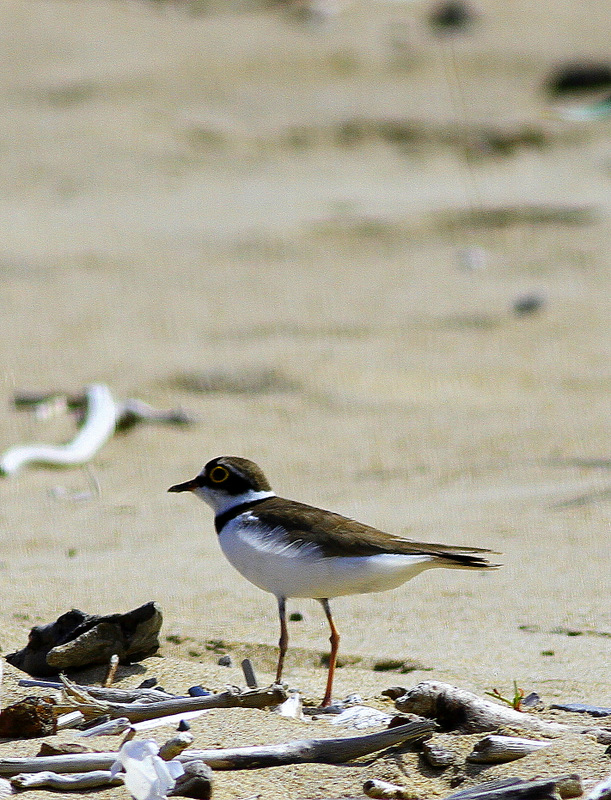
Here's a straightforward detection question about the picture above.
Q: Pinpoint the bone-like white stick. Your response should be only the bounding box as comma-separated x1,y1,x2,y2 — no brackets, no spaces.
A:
0,384,117,476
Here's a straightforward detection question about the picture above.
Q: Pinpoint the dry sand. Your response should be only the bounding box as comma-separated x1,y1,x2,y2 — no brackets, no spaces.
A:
0,0,610,796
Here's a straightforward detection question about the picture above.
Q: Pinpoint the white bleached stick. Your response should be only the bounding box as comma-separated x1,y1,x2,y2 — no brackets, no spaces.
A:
0,384,117,476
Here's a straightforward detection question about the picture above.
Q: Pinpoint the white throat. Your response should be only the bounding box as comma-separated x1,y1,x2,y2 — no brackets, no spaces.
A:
193,486,275,516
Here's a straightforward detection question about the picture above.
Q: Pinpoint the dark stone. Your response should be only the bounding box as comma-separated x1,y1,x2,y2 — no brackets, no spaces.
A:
5,602,162,676
168,759,213,799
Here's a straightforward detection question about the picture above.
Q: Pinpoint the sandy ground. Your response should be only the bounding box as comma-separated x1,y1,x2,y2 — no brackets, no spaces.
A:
0,0,610,797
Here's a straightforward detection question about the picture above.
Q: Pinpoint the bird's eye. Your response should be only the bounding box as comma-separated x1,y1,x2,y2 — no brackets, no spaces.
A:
209,465,230,483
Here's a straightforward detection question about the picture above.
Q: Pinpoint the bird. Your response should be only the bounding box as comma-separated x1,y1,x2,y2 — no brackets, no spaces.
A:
168,456,499,707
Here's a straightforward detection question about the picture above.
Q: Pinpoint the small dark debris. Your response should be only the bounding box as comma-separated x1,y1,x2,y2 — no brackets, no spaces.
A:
178,719,191,732
551,627,583,637
289,612,304,622
512,292,546,316
217,654,232,667
373,658,423,673
541,650,555,657
79,714,111,731
428,0,476,33
449,771,466,789
137,677,158,689
605,743,611,756
388,713,430,729
545,62,611,96
550,702,611,717
0,697,56,738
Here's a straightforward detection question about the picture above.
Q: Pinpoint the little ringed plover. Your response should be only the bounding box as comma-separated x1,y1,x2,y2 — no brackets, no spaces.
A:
169,456,499,707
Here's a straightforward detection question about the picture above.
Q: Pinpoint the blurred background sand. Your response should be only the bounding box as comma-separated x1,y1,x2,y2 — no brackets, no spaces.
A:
0,0,609,732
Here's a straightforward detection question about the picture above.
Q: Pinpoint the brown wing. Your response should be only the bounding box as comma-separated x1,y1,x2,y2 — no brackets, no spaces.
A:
253,497,499,567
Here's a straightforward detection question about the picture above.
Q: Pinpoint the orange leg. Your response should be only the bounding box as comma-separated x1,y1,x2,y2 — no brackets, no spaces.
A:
319,598,340,707
275,596,288,683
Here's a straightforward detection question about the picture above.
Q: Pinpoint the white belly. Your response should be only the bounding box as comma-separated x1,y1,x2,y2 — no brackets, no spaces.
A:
217,515,436,599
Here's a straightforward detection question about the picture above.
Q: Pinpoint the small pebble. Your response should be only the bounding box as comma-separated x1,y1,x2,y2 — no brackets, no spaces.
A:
512,292,546,315
178,719,191,731
381,687,408,701
188,685,212,697
217,654,232,667
422,739,456,768
289,612,304,621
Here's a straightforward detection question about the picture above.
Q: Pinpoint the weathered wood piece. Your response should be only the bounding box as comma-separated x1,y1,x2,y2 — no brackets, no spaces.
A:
395,682,569,736
445,777,562,800
10,769,123,791
6,602,162,676
20,678,174,703
180,720,435,769
467,734,552,763
584,773,611,800
0,384,117,476
95,685,289,723
0,720,434,775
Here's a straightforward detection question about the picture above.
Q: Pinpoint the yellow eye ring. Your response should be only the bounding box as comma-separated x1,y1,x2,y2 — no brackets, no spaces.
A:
209,465,229,483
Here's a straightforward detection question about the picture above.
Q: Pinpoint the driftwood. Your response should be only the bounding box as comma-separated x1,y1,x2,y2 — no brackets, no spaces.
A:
179,720,434,769
0,720,433,775
585,773,611,800
395,682,570,736
467,734,552,763
10,770,123,791
6,602,162,676
83,685,289,723
446,776,583,800
20,678,174,703
0,384,117,476
447,778,560,800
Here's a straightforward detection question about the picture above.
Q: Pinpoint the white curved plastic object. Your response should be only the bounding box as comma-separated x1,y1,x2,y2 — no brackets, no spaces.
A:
110,739,184,800
0,384,117,476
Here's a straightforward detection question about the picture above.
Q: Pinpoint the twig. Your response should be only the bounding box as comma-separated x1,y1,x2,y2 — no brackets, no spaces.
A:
0,384,117,476
467,735,552,763
241,658,258,689
10,770,123,791
103,654,120,688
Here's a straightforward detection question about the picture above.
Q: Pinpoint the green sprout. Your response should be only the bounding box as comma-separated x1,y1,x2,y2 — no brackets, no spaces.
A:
485,680,525,711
